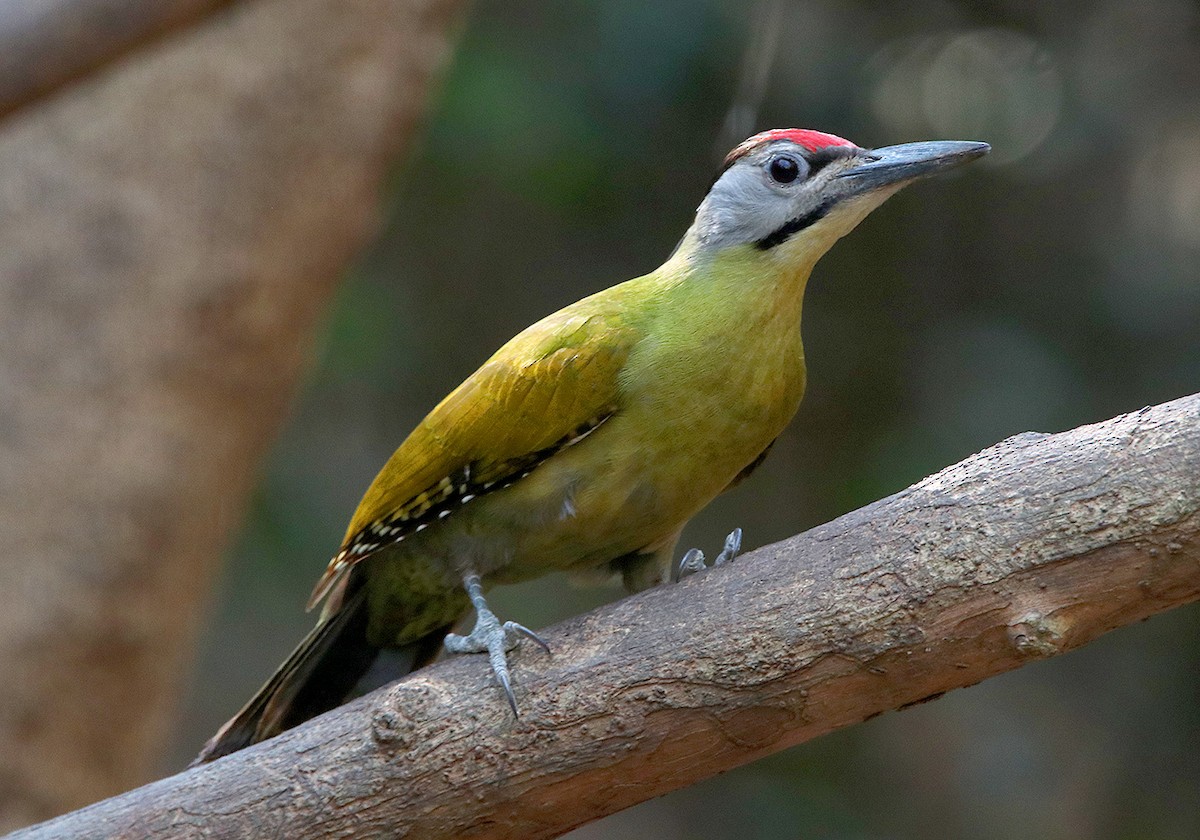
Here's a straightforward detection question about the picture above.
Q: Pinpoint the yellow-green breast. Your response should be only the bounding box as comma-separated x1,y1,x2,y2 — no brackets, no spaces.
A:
355,240,814,647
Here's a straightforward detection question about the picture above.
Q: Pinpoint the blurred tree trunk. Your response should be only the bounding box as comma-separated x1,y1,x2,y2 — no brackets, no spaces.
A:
0,0,462,829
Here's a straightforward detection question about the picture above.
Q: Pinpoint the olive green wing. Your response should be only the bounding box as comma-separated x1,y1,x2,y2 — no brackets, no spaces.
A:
308,304,639,609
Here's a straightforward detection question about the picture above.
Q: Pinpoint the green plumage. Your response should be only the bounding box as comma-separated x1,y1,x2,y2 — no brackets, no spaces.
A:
196,130,987,764
342,239,816,648
201,200,859,765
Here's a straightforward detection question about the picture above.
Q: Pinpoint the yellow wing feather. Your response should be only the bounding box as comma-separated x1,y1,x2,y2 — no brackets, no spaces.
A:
307,298,643,610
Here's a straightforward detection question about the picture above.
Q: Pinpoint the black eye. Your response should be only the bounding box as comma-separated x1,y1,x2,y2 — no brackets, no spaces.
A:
768,155,801,184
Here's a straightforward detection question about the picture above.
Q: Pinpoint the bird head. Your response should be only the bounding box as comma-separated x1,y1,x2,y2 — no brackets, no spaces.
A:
686,128,989,270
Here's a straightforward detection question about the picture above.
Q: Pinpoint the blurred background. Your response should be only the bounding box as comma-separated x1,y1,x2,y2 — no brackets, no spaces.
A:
176,0,1200,836
3,0,1198,836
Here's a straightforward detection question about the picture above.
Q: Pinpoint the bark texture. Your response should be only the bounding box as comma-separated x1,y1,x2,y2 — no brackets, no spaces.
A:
11,393,1199,840
0,0,462,829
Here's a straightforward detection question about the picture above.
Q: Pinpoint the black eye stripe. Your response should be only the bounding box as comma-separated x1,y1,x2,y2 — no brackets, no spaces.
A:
805,145,858,175
754,199,833,250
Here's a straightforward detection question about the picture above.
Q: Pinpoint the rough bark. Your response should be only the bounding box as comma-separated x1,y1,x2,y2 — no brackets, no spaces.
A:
0,0,462,829
0,0,240,120
11,393,1199,840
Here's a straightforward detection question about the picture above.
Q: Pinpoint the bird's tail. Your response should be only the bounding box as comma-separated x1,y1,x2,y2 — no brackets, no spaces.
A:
191,581,446,766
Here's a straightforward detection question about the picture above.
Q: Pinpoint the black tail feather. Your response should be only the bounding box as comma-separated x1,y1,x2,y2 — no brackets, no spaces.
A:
193,576,462,766
192,584,378,766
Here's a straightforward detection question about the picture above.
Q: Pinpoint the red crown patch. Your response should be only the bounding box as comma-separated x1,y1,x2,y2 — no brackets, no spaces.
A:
724,129,858,168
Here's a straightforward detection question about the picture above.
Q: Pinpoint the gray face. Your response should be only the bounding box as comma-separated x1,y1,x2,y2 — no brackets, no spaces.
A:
691,140,864,251
688,137,991,254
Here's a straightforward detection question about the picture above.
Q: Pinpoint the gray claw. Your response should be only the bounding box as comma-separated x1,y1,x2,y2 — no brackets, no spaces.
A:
497,669,519,717
506,621,551,654
674,547,707,582
714,527,742,565
674,529,744,581
444,573,547,716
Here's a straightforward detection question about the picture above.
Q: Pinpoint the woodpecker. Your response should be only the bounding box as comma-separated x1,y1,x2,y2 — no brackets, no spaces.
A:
195,129,988,763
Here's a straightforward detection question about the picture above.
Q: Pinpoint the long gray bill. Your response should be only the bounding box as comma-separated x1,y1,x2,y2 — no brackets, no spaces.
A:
837,140,990,194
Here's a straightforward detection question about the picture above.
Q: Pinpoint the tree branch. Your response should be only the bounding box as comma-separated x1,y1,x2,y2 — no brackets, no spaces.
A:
12,393,1200,840
0,0,244,121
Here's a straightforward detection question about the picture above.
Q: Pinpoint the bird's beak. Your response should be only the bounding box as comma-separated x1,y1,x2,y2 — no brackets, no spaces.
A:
837,140,990,197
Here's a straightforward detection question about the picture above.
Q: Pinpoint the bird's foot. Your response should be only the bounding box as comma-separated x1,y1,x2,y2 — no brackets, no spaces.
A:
673,528,743,582
444,573,549,715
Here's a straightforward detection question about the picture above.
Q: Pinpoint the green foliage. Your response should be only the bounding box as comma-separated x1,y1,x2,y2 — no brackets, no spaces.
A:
182,1,1200,836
